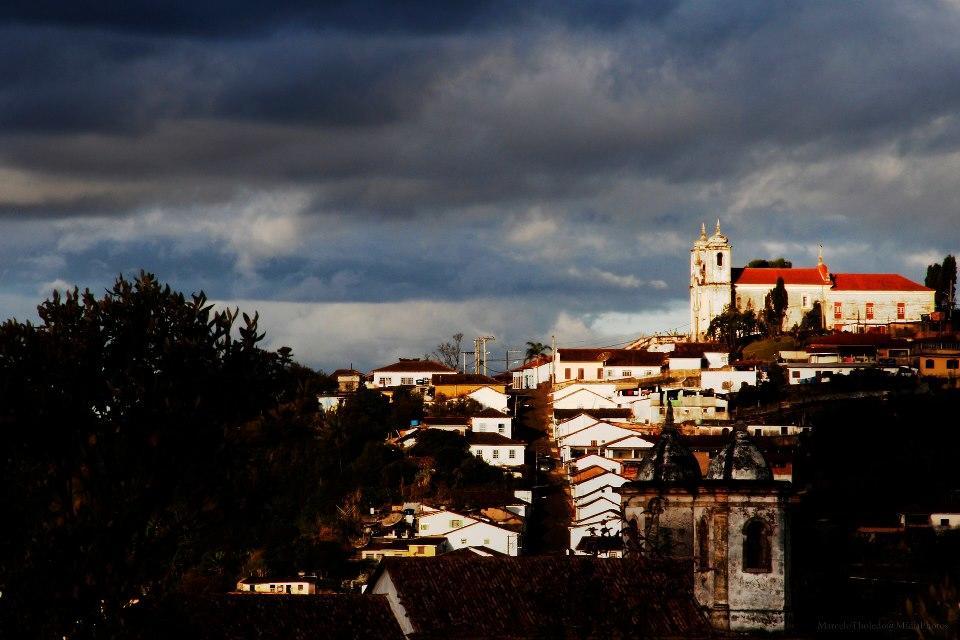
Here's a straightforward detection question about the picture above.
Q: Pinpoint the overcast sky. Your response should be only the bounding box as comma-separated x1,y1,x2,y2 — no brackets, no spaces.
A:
2,1,960,371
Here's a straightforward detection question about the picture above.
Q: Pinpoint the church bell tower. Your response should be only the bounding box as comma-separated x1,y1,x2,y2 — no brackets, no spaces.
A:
690,220,733,340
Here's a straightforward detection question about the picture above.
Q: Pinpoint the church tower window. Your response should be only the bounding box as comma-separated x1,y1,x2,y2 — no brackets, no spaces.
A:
742,518,772,573
697,516,709,570
716,252,723,267
865,302,875,320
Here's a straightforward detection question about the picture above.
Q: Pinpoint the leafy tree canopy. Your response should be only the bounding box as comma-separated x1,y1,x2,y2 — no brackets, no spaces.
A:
747,258,793,268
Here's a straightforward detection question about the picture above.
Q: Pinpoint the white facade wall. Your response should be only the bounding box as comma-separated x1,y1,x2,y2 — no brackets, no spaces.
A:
785,364,899,384
930,513,960,529
824,290,934,329
735,283,827,330
470,443,525,466
417,510,478,536
554,383,618,401
604,365,662,379
470,416,513,438
554,414,602,439
669,356,705,370
446,521,521,556
701,369,759,392
555,358,606,382
560,423,638,461
371,369,450,388
513,362,552,389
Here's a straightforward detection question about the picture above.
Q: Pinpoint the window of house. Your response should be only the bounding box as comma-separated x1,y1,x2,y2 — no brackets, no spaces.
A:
420,523,429,531
802,295,809,308
791,370,800,378
298,584,304,592
834,301,843,319
577,368,585,379
492,450,499,459
597,368,603,379
565,367,571,380
926,359,935,369
400,377,413,385
716,252,723,267
781,426,788,435
590,440,598,447
379,377,389,386
941,518,950,527
897,302,905,320
450,519,462,527
697,516,710,570
460,538,467,544
508,449,516,459
754,428,762,437
948,360,960,370
865,302,874,320
622,370,632,377
742,519,772,573
483,538,490,545
498,423,505,433
415,546,425,554
476,450,483,458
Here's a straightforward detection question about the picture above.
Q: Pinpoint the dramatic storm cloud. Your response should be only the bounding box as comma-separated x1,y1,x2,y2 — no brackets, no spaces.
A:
2,1,960,370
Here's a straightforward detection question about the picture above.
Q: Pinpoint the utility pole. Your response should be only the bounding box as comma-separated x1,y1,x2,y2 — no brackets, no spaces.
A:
474,336,495,377
551,334,557,384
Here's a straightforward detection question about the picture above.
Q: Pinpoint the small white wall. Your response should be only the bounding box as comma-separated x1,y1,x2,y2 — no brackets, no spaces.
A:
701,370,758,392
470,444,525,466
467,387,509,412
572,474,629,499
446,522,520,556
470,416,513,438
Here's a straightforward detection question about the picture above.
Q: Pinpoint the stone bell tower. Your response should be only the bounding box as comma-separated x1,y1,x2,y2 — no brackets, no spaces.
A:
690,220,733,340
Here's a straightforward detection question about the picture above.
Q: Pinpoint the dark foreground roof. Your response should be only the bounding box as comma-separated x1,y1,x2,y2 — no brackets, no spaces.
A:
122,593,404,640
371,556,711,639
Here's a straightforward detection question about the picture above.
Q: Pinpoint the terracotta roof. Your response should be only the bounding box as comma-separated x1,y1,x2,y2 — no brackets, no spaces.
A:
467,432,525,446
432,373,500,385
123,594,404,640
371,359,456,373
576,536,625,553
558,348,665,366
831,273,930,291
371,556,710,639
604,350,667,366
510,354,552,371
733,266,830,286
571,466,612,484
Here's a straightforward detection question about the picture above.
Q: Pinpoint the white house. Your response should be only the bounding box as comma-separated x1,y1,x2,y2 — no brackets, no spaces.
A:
554,348,666,383
575,495,622,522
601,434,655,460
416,508,479,536
235,576,317,595
552,388,620,411
370,358,456,388
558,422,638,462
784,362,900,384
553,413,604,439
446,521,521,556
571,471,630,500
470,408,513,439
468,432,525,467
512,355,552,389
466,386,510,412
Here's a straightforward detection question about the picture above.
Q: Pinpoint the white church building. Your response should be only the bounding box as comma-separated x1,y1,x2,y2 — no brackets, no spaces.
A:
690,221,935,339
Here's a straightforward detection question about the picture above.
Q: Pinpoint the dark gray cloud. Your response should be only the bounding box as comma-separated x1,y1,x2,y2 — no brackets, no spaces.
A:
1,1,959,369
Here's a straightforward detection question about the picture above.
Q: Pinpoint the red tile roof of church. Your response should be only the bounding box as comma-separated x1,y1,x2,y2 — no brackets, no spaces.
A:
831,273,930,291
733,267,830,286
734,267,930,291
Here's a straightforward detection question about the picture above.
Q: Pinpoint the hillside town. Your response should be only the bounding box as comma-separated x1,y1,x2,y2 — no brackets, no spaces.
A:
192,224,960,637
